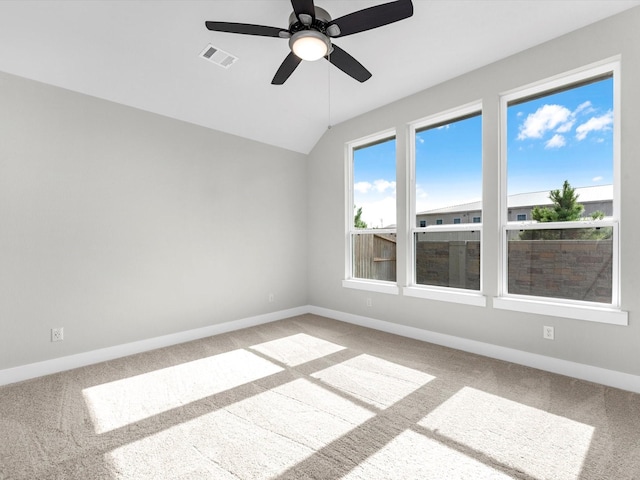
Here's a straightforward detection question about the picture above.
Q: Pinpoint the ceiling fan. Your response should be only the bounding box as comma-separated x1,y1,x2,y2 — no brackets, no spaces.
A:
205,0,414,85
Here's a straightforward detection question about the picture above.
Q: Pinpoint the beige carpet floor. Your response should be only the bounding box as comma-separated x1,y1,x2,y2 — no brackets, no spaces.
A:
1,314,639,479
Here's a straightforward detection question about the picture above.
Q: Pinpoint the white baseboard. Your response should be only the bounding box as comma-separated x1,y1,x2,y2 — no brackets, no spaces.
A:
0,306,308,387
3,304,639,394
309,306,640,394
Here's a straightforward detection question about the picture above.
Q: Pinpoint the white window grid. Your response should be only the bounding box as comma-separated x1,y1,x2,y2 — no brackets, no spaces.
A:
407,101,483,292
345,128,397,284
499,59,621,308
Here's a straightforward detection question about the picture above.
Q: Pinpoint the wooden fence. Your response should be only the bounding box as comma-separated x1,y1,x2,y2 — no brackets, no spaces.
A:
352,233,397,281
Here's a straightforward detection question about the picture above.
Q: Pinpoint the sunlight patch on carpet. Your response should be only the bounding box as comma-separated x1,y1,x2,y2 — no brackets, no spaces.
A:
83,349,283,433
106,378,375,479
342,429,513,479
311,354,435,409
419,387,594,480
250,333,346,366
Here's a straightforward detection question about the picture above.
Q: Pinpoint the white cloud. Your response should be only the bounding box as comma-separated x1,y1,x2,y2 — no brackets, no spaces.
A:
355,179,395,195
592,176,604,182
517,104,572,140
574,101,593,115
545,134,566,149
415,185,428,199
575,111,613,141
359,196,397,227
354,181,372,194
373,179,396,193
555,120,575,133
414,186,429,213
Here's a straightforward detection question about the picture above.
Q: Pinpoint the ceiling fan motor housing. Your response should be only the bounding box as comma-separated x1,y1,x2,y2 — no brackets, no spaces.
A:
288,7,334,61
288,6,332,31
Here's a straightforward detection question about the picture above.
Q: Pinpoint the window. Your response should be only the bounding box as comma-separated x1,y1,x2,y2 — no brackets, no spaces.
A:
407,103,483,303
498,61,623,322
472,216,481,223
344,130,397,293
419,220,426,227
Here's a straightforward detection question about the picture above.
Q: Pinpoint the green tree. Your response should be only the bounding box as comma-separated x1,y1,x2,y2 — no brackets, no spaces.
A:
354,206,368,229
521,180,610,240
531,180,583,222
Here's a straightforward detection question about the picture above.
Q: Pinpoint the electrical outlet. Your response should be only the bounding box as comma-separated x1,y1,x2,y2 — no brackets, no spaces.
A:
543,326,554,340
51,327,64,342
268,293,275,303
366,298,372,307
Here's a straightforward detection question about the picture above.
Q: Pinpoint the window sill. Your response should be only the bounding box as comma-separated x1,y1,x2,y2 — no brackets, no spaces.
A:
493,296,628,326
403,286,487,307
342,279,399,295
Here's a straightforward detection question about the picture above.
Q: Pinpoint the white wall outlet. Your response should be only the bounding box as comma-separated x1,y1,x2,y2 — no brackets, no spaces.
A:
51,327,64,342
366,297,372,307
543,325,554,340
268,293,275,303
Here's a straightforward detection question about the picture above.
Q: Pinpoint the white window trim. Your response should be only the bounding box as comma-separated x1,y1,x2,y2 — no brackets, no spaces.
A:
343,279,400,295
493,297,628,326
413,223,481,233
406,101,485,305
345,128,397,292
497,57,625,325
404,286,487,306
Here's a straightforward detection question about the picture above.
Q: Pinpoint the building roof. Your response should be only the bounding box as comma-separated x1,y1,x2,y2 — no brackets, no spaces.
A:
417,184,613,215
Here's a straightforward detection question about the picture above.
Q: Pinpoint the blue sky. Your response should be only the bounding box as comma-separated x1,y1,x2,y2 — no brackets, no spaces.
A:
415,114,482,212
507,76,613,195
353,76,613,226
353,138,397,228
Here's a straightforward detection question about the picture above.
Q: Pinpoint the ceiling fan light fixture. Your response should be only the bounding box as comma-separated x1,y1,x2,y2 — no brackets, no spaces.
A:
290,30,330,61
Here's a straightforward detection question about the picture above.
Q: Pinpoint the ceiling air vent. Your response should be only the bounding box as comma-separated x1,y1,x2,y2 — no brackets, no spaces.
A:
199,44,238,69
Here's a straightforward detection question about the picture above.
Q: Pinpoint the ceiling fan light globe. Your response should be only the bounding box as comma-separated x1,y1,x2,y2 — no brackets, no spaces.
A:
290,31,330,61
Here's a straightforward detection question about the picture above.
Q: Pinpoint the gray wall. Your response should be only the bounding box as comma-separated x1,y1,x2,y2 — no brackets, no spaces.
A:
307,7,640,376
0,71,308,370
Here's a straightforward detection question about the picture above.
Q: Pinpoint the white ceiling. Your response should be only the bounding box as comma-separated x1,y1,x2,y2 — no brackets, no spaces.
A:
0,1,638,154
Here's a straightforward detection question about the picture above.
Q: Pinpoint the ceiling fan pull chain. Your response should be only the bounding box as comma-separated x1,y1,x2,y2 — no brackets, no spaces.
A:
327,50,332,130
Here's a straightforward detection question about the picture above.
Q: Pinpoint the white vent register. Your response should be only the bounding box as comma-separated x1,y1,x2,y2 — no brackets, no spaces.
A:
199,44,238,68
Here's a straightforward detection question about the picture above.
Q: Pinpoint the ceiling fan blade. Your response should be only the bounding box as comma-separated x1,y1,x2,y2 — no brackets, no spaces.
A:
328,0,413,38
291,0,316,21
272,52,303,85
205,21,287,38
326,44,372,83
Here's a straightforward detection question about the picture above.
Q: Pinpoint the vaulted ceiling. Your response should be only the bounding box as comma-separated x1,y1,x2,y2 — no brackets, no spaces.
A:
1,1,638,153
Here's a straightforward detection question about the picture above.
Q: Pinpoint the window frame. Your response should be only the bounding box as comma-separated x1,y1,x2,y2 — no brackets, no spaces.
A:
405,101,486,306
343,128,399,295
496,58,627,325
